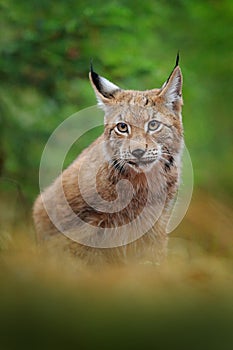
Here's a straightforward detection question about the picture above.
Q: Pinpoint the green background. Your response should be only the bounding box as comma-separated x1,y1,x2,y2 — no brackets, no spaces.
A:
0,1,232,349
1,0,232,202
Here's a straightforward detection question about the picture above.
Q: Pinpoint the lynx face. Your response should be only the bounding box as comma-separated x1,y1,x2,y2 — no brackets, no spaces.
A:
89,58,183,174
103,102,183,173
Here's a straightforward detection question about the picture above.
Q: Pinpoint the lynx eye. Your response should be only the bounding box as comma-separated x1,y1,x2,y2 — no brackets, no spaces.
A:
148,120,161,132
116,122,129,133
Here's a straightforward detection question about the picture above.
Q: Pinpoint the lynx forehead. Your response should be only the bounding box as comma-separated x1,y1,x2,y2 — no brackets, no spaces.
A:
33,54,184,265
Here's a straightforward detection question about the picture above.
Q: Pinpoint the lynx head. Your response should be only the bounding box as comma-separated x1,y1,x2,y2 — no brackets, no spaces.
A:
89,55,183,174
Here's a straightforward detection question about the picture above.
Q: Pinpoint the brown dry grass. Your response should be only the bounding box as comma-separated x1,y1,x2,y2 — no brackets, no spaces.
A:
0,190,232,349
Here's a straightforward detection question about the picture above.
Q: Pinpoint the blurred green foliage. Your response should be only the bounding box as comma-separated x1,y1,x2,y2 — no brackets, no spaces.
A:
0,0,232,201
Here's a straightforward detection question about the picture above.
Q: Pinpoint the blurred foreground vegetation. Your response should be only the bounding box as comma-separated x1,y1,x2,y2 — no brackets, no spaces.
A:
0,1,233,348
0,196,233,349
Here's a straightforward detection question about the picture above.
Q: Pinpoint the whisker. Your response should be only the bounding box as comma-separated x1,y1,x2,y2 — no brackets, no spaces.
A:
111,158,126,174
159,156,171,165
118,159,126,173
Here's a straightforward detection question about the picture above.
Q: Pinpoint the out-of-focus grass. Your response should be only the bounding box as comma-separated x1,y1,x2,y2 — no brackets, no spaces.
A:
0,191,232,350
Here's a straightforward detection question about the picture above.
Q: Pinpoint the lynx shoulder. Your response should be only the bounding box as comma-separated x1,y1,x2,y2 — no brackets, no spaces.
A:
33,55,184,265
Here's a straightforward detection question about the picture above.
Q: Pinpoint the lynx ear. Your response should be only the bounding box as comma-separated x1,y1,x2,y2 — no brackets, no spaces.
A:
159,55,183,114
89,65,120,109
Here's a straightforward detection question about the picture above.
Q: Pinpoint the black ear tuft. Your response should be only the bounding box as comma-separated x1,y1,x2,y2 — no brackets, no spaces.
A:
175,51,180,68
90,58,93,69
89,62,105,97
162,52,181,88
89,63,120,103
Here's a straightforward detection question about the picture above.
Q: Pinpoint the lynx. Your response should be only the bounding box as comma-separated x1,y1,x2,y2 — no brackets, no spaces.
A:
33,55,184,265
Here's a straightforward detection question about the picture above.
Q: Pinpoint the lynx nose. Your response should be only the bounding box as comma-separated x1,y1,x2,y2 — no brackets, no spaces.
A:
131,148,146,159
